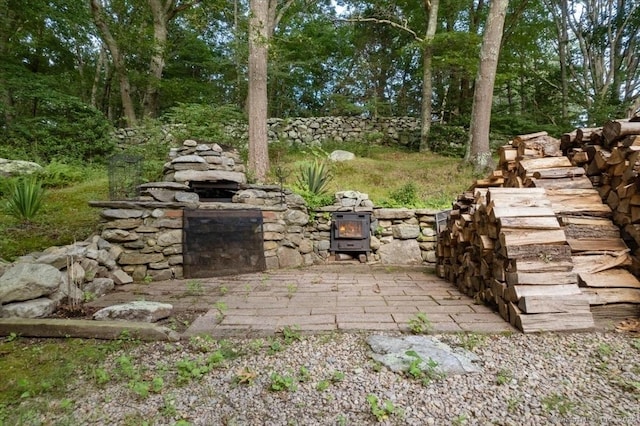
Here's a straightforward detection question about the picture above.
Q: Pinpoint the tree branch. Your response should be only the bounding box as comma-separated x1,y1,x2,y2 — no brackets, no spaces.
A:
341,17,424,43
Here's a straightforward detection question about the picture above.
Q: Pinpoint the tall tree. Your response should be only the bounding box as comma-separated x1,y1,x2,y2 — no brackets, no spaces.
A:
90,0,138,127
143,0,201,118
465,0,509,173
248,0,270,182
420,0,439,152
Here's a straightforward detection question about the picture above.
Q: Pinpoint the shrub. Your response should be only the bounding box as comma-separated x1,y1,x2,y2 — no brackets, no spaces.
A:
4,176,46,223
162,103,245,148
428,124,468,158
2,94,114,164
39,161,87,188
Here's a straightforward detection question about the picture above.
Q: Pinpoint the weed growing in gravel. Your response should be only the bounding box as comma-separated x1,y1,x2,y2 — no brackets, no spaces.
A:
405,350,443,386
408,312,433,334
332,370,345,382
506,396,522,412
267,338,283,354
269,372,298,392
298,366,311,383
366,393,401,422
219,285,228,295
458,332,486,350
541,393,575,416
93,367,111,386
234,367,258,386
496,368,514,385
316,380,330,391
188,334,217,353
160,394,178,417
452,413,468,425
281,324,303,344
631,338,640,351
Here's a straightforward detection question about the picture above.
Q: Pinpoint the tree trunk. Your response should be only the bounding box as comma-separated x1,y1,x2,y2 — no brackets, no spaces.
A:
143,0,171,119
248,0,270,183
465,0,509,173
419,0,439,152
90,0,137,127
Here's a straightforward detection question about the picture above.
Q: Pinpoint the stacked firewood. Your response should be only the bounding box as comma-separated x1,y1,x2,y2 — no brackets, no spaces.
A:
437,120,640,331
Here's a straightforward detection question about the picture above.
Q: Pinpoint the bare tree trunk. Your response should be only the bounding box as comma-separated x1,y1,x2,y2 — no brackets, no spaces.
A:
465,0,509,173
143,0,170,119
419,0,439,152
559,0,569,121
91,46,107,108
90,0,138,127
248,0,270,183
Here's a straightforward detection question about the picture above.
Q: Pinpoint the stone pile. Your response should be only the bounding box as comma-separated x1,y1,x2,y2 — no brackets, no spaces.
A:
164,139,246,185
0,236,132,318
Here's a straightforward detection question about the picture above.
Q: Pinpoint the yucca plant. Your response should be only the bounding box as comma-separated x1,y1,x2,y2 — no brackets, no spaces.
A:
5,176,46,223
296,159,333,195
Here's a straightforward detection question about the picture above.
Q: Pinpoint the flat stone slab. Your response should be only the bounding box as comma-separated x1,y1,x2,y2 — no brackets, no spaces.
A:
0,318,179,341
93,301,173,322
367,334,482,375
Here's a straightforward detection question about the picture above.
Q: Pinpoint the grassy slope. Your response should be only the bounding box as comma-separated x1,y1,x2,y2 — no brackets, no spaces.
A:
0,147,473,261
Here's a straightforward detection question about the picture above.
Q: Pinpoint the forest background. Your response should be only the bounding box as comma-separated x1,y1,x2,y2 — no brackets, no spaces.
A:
0,0,639,171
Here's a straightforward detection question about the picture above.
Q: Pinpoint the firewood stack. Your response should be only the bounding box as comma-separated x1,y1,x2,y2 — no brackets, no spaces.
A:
437,119,640,332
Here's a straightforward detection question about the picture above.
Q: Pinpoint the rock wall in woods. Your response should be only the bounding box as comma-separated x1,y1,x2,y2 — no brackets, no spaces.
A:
113,116,421,148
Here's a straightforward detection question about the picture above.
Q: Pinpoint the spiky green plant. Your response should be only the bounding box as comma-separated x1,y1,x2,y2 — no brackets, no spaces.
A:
296,159,333,195
5,176,46,222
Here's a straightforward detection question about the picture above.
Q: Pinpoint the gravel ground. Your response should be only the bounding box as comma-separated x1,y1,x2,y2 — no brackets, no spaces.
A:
34,331,640,425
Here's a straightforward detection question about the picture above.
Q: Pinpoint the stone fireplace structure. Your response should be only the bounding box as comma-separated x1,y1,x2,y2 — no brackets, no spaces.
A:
90,139,441,281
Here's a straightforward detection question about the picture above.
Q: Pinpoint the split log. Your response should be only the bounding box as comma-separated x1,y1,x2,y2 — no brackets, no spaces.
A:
499,229,567,247
578,269,640,288
505,284,582,302
516,312,595,332
500,244,572,261
506,271,577,286
507,258,573,272
529,176,595,190
518,295,591,314
602,120,640,144
582,288,640,305
566,238,628,253
498,216,560,230
533,167,585,179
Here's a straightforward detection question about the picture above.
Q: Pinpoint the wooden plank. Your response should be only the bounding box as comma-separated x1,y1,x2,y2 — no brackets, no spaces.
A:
582,287,640,305
559,216,617,226
516,312,595,333
578,269,640,288
518,295,591,314
505,284,582,302
500,229,567,247
506,271,577,286
567,238,628,253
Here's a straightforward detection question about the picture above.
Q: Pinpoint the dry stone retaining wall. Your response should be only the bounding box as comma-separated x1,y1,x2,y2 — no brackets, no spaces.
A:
113,116,421,148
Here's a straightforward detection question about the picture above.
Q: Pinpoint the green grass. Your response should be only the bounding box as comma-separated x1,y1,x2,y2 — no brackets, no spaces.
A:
0,337,131,423
271,144,475,209
0,168,108,261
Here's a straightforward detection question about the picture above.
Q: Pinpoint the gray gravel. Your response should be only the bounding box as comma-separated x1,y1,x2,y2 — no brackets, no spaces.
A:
36,331,640,425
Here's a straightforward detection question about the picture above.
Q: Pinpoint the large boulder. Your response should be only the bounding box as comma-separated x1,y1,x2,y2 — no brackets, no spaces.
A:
377,239,422,265
0,158,43,178
0,298,57,318
0,263,63,304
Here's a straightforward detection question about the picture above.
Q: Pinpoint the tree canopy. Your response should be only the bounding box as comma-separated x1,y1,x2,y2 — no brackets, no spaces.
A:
1,0,639,163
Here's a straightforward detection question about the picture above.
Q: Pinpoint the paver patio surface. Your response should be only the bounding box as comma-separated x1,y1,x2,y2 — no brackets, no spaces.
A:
87,264,515,337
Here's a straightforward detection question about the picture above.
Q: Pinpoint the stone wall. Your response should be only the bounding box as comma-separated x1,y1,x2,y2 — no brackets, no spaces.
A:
113,116,421,148
89,198,439,281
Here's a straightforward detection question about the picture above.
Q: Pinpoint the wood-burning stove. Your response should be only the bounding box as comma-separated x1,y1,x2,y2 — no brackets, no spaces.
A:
330,212,371,253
